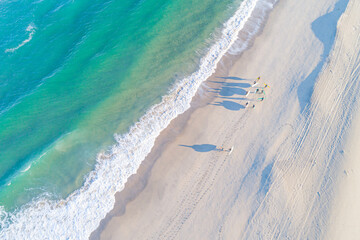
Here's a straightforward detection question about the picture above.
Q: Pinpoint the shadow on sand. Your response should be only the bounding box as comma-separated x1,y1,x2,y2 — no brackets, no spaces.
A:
218,96,248,101
210,100,245,111
210,81,251,88
209,83,248,98
216,76,250,81
218,87,247,97
208,76,256,110
179,144,219,152
297,0,349,112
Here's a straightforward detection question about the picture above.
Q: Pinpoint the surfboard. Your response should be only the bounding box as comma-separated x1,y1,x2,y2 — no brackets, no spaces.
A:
228,146,234,155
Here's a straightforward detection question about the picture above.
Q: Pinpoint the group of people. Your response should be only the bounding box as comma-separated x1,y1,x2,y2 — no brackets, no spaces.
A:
217,77,269,153
245,76,269,109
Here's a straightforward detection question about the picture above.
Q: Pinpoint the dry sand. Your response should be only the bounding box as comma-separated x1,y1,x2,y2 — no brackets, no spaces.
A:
91,0,360,238
326,105,360,240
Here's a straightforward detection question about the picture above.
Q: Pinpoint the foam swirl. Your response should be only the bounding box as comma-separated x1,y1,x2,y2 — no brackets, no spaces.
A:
5,24,36,53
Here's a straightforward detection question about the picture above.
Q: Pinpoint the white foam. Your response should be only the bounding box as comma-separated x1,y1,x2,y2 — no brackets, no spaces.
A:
0,0,277,239
5,24,36,53
20,165,31,173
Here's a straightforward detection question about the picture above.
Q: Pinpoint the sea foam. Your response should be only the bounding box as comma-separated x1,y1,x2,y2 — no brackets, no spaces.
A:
5,24,36,53
0,0,277,239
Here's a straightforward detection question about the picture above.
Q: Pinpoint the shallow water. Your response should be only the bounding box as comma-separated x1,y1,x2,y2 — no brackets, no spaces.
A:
0,0,238,211
0,0,282,238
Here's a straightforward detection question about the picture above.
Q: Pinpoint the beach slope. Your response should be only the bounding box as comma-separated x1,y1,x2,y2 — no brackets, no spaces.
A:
93,0,360,238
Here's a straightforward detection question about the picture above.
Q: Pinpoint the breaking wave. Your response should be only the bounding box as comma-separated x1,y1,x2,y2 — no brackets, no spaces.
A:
0,0,277,239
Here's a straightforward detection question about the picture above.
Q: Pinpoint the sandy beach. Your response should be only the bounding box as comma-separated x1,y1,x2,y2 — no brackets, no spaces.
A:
91,0,360,239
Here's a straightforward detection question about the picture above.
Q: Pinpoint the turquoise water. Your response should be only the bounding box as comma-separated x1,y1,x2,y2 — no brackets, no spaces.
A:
0,0,238,211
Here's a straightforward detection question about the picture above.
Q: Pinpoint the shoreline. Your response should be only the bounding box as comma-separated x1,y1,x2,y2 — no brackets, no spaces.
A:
93,0,360,238
90,0,278,238
0,0,276,238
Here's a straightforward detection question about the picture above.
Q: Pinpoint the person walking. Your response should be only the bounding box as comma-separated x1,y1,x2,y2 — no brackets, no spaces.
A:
259,83,269,89
252,76,261,87
227,146,234,155
246,88,261,96
245,102,256,108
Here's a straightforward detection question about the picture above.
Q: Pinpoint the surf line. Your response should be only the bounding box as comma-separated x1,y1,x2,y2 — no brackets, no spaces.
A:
5,24,36,53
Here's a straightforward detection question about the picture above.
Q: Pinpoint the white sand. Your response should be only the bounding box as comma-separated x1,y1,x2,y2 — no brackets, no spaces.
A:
326,106,360,240
92,0,360,238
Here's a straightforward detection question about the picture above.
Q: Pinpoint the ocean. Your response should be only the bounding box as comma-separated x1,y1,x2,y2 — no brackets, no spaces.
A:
0,0,276,238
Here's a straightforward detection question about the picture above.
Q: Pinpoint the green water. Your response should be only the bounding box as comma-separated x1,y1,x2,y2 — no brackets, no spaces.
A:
0,0,239,210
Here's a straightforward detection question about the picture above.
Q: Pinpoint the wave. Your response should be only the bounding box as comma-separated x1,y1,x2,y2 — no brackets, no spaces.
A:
20,165,31,173
0,0,277,239
0,65,61,118
5,24,36,53
0,132,62,189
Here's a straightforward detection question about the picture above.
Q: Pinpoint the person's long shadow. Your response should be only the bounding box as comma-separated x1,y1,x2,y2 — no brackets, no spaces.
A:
217,76,250,81
211,100,245,111
208,87,247,97
179,144,219,152
219,86,247,97
210,81,251,88
297,0,349,112
218,96,248,101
